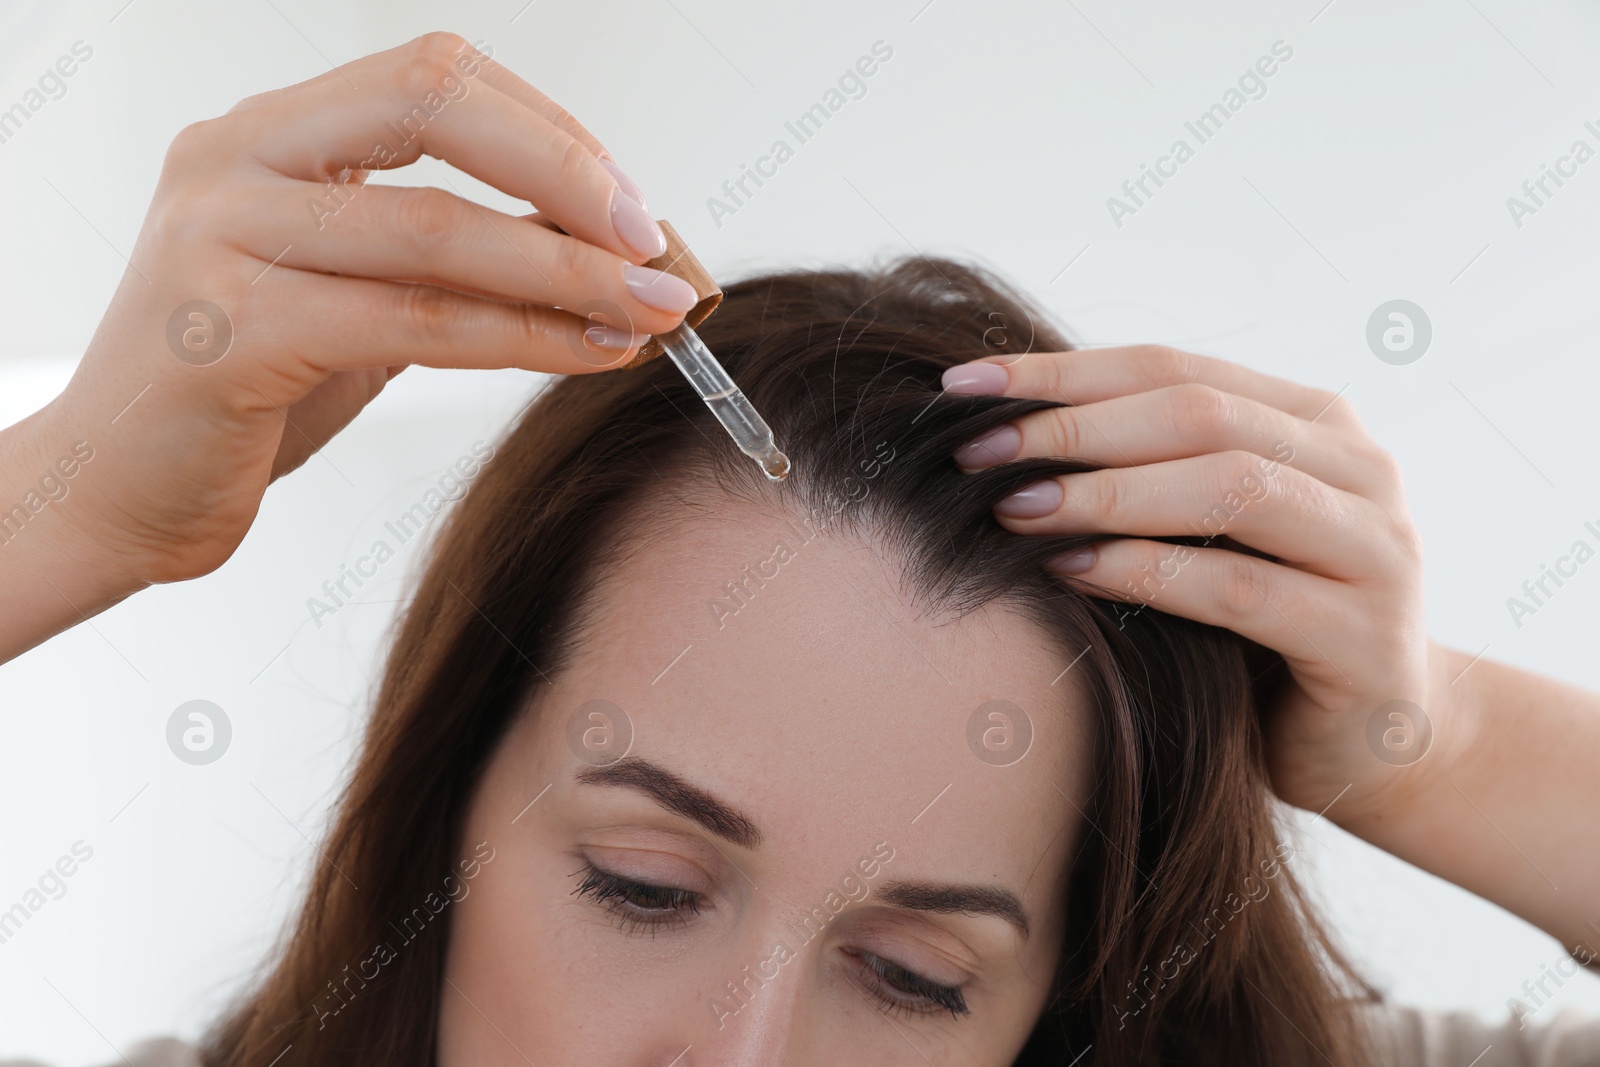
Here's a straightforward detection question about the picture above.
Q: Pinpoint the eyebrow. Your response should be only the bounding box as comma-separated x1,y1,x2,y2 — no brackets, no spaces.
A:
574,758,1030,939
876,880,1031,940
575,758,762,849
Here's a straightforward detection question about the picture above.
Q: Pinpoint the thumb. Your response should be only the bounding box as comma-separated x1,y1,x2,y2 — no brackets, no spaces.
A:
269,365,405,480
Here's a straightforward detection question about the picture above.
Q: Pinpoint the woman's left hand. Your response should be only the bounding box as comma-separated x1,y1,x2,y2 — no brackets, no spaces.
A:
940,345,1468,827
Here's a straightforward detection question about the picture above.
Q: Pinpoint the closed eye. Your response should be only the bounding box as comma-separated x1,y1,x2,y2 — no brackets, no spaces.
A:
572,861,702,936
849,949,970,1020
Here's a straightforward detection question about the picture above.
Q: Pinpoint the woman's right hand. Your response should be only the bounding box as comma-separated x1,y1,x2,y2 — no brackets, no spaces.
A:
19,31,696,601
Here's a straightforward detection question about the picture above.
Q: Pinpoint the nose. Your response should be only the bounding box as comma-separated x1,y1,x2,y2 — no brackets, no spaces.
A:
673,965,809,1067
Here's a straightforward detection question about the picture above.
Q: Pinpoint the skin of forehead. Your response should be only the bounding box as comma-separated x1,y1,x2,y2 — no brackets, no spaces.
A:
544,489,1093,905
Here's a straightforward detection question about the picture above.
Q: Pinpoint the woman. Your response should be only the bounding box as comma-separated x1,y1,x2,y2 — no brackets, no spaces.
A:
2,32,1597,1067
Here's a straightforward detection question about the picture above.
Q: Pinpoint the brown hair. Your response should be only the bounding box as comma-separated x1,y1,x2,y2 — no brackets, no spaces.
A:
205,256,1377,1065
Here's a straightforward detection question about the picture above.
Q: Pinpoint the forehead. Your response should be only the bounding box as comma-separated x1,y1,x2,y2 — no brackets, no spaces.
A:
538,492,1094,882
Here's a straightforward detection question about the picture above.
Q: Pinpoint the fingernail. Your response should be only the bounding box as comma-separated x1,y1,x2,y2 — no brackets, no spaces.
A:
610,185,667,259
942,360,1008,395
995,479,1062,518
583,324,641,352
623,263,697,314
953,424,1021,468
599,157,648,210
1050,546,1097,574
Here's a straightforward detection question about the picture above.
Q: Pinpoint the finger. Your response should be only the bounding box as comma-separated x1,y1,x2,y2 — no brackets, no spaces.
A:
240,266,647,393
961,345,1353,425
469,49,609,158
235,33,664,263
957,382,1397,501
242,182,698,335
467,59,651,207
1042,537,1361,679
990,452,1398,582
268,367,393,480
227,36,611,159
516,210,564,233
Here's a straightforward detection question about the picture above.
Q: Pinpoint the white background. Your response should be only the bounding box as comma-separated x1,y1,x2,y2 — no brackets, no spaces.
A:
2,0,1599,1061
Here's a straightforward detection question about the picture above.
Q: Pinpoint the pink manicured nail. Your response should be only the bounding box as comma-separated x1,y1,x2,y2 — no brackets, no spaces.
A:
995,479,1062,518
953,424,1021,468
599,157,648,210
610,185,667,258
942,360,1008,395
1050,546,1097,574
583,324,640,352
623,264,697,313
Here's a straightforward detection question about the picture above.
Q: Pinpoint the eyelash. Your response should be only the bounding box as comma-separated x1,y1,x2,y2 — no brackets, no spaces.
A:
572,862,971,1020
572,862,702,936
851,950,971,1020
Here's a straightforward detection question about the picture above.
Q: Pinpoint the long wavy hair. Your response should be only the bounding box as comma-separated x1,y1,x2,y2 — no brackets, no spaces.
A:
205,255,1377,1065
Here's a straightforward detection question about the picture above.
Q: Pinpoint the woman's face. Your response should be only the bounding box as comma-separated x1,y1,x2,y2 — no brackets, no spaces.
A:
438,496,1093,1066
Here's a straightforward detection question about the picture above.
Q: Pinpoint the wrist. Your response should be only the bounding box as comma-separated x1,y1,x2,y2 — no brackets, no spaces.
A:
0,400,144,660
1416,640,1492,794
1333,641,1489,840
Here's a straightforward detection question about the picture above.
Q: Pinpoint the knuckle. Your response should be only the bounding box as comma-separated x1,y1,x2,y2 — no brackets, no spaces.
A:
417,29,471,55
226,88,279,115
393,187,464,249
395,283,462,337
1312,388,1354,423
1224,448,1266,486
1167,382,1232,441
554,134,596,192
1134,344,1197,389
1215,553,1268,620
147,179,229,256
1208,450,1278,518
165,201,224,256
1394,522,1426,567
1364,445,1404,486
1036,354,1073,401
1084,470,1126,524
1041,410,1082,458
549,233,590,289
164,117,228,170
514,305,563,355
395,31,471,99
545,100,583,140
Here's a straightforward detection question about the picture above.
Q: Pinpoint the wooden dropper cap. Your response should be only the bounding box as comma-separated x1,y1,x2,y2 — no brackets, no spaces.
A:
622,219,723,369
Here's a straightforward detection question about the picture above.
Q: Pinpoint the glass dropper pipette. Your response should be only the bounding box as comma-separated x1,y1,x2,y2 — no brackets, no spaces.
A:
653,322,790,481
550,216,788,480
